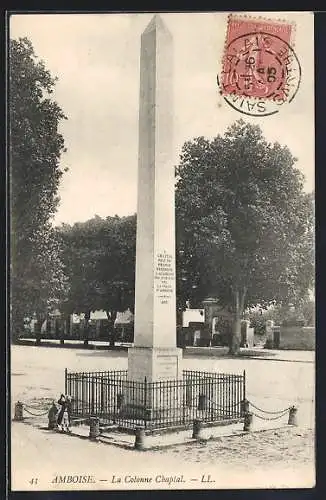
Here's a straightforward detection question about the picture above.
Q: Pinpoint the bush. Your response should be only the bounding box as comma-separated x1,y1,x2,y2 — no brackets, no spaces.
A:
281,319,306,327
249,314,266,335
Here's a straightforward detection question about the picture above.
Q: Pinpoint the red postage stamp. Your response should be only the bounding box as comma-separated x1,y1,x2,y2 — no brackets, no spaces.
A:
218,15,301,116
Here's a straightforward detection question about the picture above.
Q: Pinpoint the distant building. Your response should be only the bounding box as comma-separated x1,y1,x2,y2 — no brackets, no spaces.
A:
114,308,134,327
180,298,233,347
114,308,134,342
182,308,204,327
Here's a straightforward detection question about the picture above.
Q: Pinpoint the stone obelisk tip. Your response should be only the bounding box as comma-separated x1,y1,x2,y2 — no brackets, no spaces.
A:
143,13,171,35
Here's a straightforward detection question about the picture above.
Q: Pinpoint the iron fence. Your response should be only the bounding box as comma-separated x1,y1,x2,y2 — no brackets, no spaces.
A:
65,369,245,431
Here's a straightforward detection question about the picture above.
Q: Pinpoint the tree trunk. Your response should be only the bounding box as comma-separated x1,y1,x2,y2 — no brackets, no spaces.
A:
84,310,90,346
106,310,113,348
229,311,241,355
35,313,44,346
55,318,60,339
60,313,70,345
11,310,25,343
108,310,117,349
59,319,65,345
229,287,247,355
65,313,71,336
46,314,51,336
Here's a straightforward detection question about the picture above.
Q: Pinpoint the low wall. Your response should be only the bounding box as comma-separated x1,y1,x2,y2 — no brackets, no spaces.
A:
279,326,315,350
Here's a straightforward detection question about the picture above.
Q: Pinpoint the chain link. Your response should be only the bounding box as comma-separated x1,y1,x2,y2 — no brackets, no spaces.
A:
248,400,292,415
206,399,240,410
205,400,241,415
250,410,289,421
23,407,49,417
24,403,50,410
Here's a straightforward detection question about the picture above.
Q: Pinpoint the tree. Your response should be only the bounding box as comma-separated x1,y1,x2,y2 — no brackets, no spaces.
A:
59,215,136,346
10,37,68,340
300,298,315,327
255,296,316,328
176,120,314,354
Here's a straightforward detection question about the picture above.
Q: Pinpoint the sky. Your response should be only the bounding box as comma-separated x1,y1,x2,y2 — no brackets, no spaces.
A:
10,12,314,226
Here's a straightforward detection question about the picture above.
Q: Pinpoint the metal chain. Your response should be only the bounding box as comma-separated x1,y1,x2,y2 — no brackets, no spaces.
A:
206,399,240,410
24,403,50,410
250,409,289,421
206,400,241,413
23,407,49,417
248,401,292,415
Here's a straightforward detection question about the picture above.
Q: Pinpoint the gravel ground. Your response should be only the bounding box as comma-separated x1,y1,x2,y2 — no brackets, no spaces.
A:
154,426,315,469
11,421,315,491
10,345,315,491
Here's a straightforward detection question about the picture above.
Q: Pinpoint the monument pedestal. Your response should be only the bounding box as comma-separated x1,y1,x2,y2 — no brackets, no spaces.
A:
123,347,183,421
128,346,183,382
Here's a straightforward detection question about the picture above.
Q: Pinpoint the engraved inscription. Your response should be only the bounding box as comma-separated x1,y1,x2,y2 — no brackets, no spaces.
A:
156,355,178,380
154,250,175,304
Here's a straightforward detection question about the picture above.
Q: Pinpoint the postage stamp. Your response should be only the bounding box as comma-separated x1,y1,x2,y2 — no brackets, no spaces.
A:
218,15,301,116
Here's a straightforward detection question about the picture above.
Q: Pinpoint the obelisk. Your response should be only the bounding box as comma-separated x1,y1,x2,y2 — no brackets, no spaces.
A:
127,14,182,382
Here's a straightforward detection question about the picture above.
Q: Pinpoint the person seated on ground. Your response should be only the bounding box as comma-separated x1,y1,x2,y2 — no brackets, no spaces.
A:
57,394,72,433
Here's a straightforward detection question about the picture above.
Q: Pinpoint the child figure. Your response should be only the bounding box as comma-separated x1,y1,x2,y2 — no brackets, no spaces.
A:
57,394,72,432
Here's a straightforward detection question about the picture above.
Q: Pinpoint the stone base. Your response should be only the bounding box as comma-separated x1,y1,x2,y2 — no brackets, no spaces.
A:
127,346,183,382
119,404,184,423
125,347,183,419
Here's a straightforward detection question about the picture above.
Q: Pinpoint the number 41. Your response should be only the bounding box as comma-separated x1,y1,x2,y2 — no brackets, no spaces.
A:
29,478,38,485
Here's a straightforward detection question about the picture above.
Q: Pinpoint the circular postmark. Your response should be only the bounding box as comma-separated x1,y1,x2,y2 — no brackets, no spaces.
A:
217,31,301,117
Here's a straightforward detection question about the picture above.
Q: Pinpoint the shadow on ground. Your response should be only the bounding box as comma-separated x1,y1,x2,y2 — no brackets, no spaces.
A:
182,348,277,359
76,350,128,358
15,339,129,352
15,340,279,360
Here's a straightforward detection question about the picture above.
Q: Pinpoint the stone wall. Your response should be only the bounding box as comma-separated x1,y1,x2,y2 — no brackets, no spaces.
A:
278,326,315,350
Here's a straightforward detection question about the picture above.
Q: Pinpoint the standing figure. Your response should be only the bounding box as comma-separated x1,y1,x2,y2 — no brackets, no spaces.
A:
57,394,72,432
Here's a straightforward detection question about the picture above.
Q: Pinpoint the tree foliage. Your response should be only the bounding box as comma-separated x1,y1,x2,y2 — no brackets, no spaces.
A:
59,215,136,342
176,120,314,354
10,37,68,338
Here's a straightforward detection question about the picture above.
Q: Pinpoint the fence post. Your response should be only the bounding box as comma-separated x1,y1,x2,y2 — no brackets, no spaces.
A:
14,401,24,421
100,378,104,413
91,378,95,414
210,380,214,421
192,419,202,439
145,408,152,421
117,393,124,410
185,380,192,408
81,374,85,416
134,427,145,450
243,412,253,431
65,368,68,395
89,417,100,441
198,393,207,411
240,398,249,417
144,377,148,429
243,370,246,402
288,406,298,426
48,402,58,430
